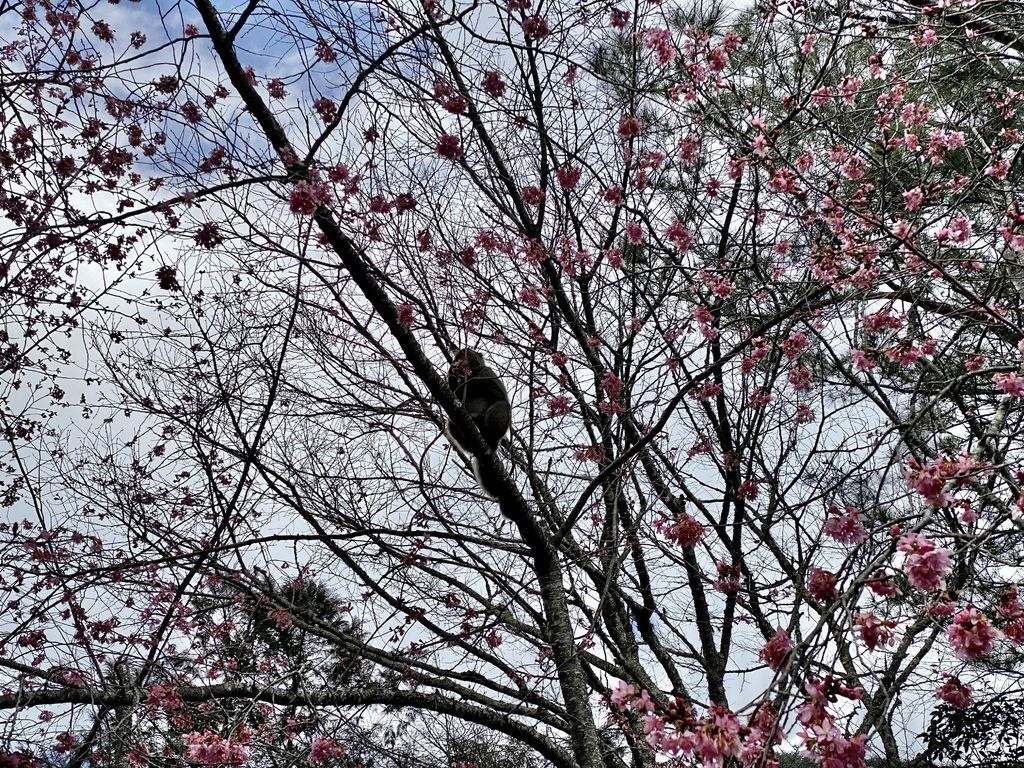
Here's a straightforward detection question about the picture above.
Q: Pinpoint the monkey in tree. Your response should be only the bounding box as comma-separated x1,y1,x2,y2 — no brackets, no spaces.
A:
444,349,512,499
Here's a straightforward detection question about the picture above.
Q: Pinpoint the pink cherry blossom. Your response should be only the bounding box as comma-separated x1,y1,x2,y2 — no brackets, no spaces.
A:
850,349,876,371
936,676,972,709
436,133,463,160
555,166,581,190
994,372,1024,396
897,534,952,592
837,76,863,104
822,505,867,545
999,225,1024,251
906,454,985,507
521,185,544,205
289,180,332,215
654,512,704,548
927,596,957,618
642,27,676,65
689,706,743,768
714,561,740,593
663,219,693,252
395,303,416,327
617,115,642,139
946,605,999,659
481,70,506,98
855,612,896,651
522,15,550,40
609,9,630,30
807,567,838,602
759,627,793,670
1003,618,1024,645
309,737,347,762
902,187,924,211
795,403,816,424
609,680,638,709
183,732,250,765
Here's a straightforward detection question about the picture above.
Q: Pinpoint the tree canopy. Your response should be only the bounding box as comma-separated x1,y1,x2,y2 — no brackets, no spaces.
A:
2,0,1024,766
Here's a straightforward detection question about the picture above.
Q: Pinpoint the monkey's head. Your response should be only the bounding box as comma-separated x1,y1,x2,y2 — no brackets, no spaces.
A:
452,348,486,374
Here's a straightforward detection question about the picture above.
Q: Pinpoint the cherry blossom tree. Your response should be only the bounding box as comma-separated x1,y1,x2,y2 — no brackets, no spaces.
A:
2,0,1024,767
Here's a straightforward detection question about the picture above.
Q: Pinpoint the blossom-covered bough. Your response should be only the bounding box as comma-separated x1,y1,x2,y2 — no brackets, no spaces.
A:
2,0,1024,766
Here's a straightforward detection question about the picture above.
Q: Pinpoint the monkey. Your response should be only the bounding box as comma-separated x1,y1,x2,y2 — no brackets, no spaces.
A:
443,348,512,499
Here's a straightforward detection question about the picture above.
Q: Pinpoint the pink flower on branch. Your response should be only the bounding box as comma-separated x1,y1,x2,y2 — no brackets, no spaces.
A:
643,27,676,65
946,606,999,659
482,70,506,98
521,185,544,205
436,133,463,160
395,304,416,327
902,187,924,211
663,219,693,252
309,737,346,762
936,676,972,709
794,403,816,424
146,682,182,710
547,395,571,417
854,612,896,651
522,14,550,40
822,505,867,545
555,165,581,190
837,76,863,104
289,180,332,216
625,220,643,243
906,453,986,507
183,732,250,765
807,567,839,603
759,627,793,670
654,511,704,549
850,349,876,371
994,371,1024,396
617,115,642,139
999,224,1024,251
897,534,952,592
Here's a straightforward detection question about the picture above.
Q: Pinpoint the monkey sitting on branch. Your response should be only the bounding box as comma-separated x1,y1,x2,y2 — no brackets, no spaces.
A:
444,349,511,499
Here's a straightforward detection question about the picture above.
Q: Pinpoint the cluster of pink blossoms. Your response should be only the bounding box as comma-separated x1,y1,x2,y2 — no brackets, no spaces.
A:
436,133,463,160
182,732,250,765
997,585,1024,644
481,70,505,98
618,115,642,139
896,534,952,592
759,628,793,670
653,511,705,548
807,567,839,602
520,185,544,205
610,682,782,768
555,165,581,190
854,612,897,651
993,371,1024,396
905,453,985,507
309,737,347,763
642,27,677,65
822,505,868,545
664,219,694,252
145,682,182,710
936,676,972,709
946,605,999,660
289,180,332,216
797,677,867,768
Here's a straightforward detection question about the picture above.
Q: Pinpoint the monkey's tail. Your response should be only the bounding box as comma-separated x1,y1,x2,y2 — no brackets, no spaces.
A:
472,457,503,500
